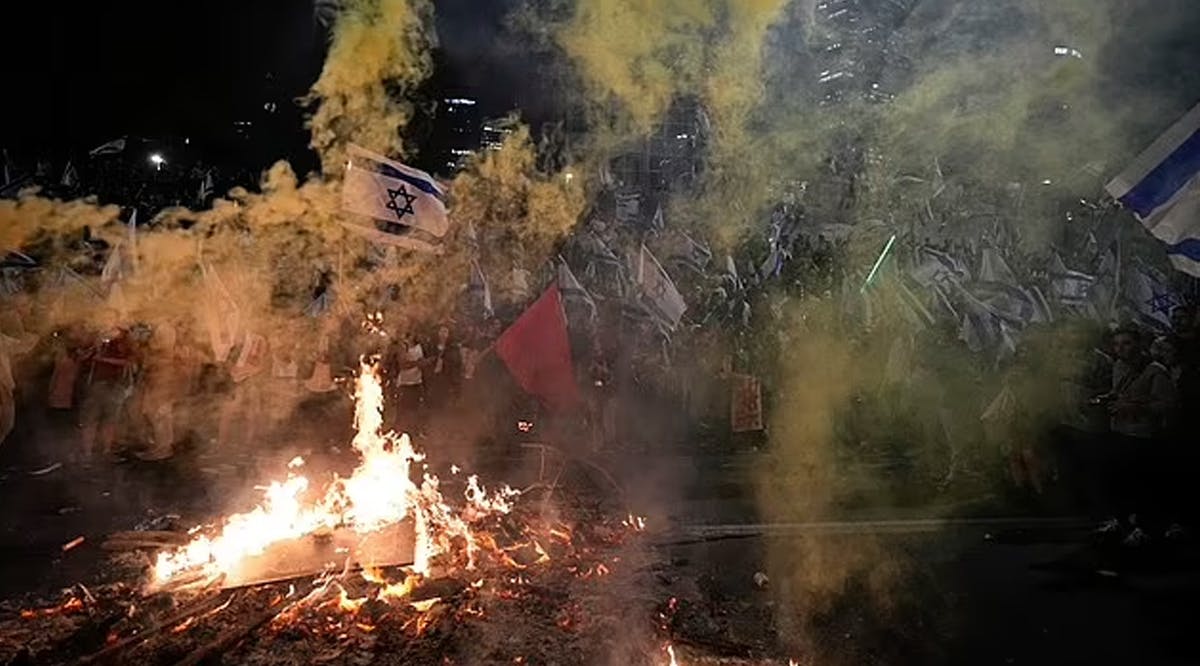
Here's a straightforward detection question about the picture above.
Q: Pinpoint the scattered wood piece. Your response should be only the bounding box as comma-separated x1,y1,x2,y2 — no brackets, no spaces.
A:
79,592,232,664
62,536,86,552
173,603,280,666
102,531,191,551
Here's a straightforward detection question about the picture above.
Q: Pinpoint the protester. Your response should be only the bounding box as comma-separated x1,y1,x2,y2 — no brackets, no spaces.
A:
132,322,194,461
0,306,38,448
1076,327,1175,544
1168,305,1199,442
46,326,86,412
304,327,338,395
424,322,462,411
217,331,268,454
587,336,614,451
265,332,302,438
1108,329,1173,440
79,325,138,460
459,322,484,384
388,327,426,434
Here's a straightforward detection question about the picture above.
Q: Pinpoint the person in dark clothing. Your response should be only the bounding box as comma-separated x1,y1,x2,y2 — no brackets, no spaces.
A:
1089,328,1174,544
424,322,463,412
1168,305,1199,433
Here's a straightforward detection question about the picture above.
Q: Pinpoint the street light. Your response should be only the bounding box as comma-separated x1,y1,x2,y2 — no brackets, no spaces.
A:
149,153,165,171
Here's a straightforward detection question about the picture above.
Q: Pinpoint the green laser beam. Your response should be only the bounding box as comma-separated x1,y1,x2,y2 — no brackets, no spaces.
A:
861,233,897,293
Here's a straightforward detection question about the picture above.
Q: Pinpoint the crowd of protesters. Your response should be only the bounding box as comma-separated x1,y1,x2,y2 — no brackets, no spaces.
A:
0,297,693,473
1047,304,1200,545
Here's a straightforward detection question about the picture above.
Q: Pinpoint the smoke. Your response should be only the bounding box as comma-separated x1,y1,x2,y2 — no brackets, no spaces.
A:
529,0,1197,659
543,0,789,247
3,0,1198,658
451,124,586,282
307,0,436,174
1,0,588,503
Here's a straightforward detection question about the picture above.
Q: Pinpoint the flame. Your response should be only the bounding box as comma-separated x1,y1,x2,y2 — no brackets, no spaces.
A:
336,587,368,613
151,361,517,588
666,643,680,666
366,569,420,602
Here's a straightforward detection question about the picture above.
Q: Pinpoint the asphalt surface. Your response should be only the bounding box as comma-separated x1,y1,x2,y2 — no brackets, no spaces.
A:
1,433,1198,665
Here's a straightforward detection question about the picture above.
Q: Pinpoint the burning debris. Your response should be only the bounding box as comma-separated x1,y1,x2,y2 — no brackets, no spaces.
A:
0,356,815,665
0,492,662,664
1,362,748,665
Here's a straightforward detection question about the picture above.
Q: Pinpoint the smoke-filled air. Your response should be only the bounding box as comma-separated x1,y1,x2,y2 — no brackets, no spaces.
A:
2,0,1200,664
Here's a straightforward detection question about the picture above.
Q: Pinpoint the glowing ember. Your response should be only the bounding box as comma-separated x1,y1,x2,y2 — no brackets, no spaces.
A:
151,361,518,588
666,643,680,666
19,597,84,620
410,597,441,612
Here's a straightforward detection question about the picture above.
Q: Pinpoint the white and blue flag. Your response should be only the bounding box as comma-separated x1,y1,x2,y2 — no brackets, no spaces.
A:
1126,264,1181,330
1106,102,1200,277
558,257,596,321
342,144,449,252
633,245,686,330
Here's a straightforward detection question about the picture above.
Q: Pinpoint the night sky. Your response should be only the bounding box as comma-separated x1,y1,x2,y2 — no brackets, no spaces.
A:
0,0,538,161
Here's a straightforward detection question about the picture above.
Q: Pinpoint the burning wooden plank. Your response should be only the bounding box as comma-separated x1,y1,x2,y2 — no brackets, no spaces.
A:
216,520,416,589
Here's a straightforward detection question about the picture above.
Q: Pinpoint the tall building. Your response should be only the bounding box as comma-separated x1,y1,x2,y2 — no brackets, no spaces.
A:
430,97,482,174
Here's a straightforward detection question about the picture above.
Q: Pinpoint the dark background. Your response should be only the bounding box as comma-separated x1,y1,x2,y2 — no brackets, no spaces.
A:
0,0,550,173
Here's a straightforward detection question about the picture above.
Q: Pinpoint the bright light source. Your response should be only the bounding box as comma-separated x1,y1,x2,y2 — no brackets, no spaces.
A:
564,171,575,183
149,153,166,170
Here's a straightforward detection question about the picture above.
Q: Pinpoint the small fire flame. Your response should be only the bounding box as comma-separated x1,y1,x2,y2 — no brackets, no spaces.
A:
152,362,518,587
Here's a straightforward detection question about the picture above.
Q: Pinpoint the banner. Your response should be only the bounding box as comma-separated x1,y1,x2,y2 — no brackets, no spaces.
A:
730,373,764,433
615,192,640,225
495,285,580,410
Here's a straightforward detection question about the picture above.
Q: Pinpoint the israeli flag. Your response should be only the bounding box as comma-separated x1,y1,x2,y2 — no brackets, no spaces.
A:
558,257,597,321
342,145,449,250
1106,102,1200,277
633,245,686,329
1126,264,1181,330
1048,253,1095,308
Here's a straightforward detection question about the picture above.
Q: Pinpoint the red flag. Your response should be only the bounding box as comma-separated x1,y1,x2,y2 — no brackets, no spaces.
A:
495,285,580,410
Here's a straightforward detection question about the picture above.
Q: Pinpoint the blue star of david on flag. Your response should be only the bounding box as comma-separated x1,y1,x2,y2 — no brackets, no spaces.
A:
1145,287,1178,318
385,185,418,222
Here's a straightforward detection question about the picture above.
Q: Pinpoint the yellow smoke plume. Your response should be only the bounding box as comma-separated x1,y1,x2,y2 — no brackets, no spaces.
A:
308,0,435,174
451,125,586,297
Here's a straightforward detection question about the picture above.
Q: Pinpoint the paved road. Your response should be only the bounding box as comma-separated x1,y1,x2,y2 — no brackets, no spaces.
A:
2,446,1197,665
